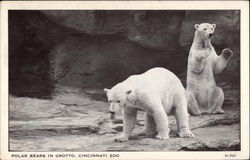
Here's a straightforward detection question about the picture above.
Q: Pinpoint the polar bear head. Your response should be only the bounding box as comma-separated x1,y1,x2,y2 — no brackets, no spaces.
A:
104,86,135,118
194,23,216,40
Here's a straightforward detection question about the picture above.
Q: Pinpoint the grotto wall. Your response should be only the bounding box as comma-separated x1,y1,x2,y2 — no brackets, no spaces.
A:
9,10,240,98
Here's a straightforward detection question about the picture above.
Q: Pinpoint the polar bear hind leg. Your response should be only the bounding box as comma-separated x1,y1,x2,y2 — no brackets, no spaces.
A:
147,95,170,139
137,90,170,139
174,93,195,138
153,106,170,140
187,91,202,116
137,112,157,136
211,87,224,114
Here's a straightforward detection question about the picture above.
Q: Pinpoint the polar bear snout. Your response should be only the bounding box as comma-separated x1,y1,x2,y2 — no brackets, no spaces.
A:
209,33,213,38
109,106,117,119
110,111,115,119
109,110,115,114
108,102,122,118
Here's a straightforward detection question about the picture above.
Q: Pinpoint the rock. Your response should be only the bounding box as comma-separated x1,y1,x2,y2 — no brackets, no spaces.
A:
8,11,67,98
111,125,123,132
9,95,64,121
9,11,240,97
9,96,111,139
41,11,186,50
49,34,180,89
189,108,240,130
180,124,240,151
41,11,96,34
9,95,240,151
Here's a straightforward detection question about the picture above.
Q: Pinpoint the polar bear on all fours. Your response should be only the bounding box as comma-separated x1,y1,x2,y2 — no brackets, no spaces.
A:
104,67,194,142
186,23,233,115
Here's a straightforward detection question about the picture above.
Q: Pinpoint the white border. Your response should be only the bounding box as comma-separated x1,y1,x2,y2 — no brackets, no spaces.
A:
1,1,249,160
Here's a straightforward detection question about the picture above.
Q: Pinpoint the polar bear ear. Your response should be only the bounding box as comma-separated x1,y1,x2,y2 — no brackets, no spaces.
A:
212,24,216,29
194,24,200,30
125,90,134,102
104,88,110,94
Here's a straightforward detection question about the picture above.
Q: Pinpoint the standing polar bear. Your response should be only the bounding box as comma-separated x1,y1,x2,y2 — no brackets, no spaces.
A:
104,67,194,142
187,23,233,115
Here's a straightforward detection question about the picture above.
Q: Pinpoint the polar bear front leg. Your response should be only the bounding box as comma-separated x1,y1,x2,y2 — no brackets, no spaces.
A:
211,87,224,114
191,50,210,74
195,50,210,61
214,48,233,74
186,90,202,116
137,112,156,136
115,107,137,142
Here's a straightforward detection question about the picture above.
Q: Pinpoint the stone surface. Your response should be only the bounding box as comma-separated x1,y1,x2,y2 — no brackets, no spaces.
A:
9,87,240,151
180,124,240,151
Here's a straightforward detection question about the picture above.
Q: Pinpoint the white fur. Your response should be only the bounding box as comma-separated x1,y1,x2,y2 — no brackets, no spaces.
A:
187,23,233,115
105,67,194,142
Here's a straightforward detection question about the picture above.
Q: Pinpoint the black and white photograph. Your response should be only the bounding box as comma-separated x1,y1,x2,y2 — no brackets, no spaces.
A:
0,1,249,160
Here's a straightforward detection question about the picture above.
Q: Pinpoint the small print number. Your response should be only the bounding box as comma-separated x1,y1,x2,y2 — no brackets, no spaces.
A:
225,154,236,158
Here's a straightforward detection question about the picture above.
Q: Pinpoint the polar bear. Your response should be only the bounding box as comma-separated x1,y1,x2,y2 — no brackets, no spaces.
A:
186,23,233,115
104,67,194,142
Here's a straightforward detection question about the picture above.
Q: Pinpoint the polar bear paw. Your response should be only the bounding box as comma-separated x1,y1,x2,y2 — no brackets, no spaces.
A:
137,130,147,136
114,135,129,142
178,130,195,138
222,48,233,60
212,108,224,114
155,132,169,140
